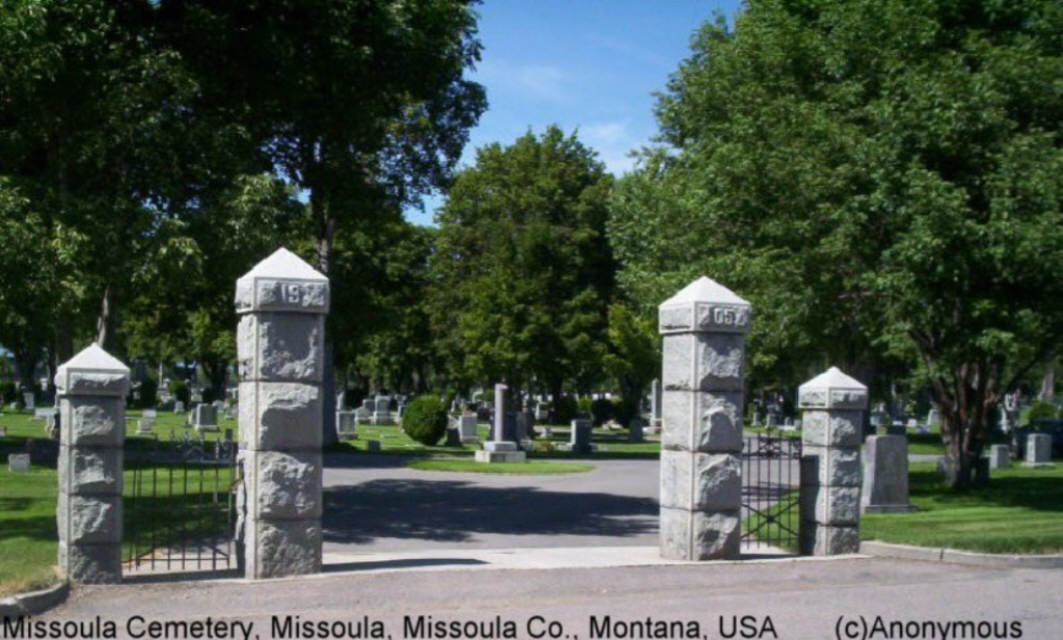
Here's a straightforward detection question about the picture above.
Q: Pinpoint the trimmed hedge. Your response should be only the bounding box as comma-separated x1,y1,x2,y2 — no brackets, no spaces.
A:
403,394,449,446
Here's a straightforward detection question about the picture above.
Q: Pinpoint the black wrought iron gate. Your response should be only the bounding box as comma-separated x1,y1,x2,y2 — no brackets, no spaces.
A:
124,432,240,573
741,433,801,552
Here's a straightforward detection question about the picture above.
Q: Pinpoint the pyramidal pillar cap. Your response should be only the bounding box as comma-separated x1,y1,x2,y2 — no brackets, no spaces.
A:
658,276,752,334
235,247,330,314
55,344,130,397
798,366,869,410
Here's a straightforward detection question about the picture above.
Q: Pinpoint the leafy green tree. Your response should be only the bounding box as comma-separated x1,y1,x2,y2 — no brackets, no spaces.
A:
158,0,487,440
431,126,615,401
123,174,303,398
331,221,440,396
610,0,1063,487
602,303,659,430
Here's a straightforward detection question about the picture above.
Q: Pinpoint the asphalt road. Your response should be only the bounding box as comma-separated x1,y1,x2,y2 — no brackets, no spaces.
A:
46,556,1063,640
320,456,662,553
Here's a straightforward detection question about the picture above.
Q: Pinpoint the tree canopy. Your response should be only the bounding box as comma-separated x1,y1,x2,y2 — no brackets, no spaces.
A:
609,0,1063,486
431,126,615,400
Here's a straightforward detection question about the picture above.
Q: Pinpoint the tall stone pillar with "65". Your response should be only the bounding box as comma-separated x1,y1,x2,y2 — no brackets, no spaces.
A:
658,276,751,560
236,248,329,578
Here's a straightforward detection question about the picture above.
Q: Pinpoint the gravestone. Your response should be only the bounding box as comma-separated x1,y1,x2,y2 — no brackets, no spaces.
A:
628,417,644,442
137,410,156,434
193,403,219,432
444,420,462,447
23,392,35,410
236,247,327,579
515,410,534,442
336,411,357,438
799,366,866,555
356,399,373,424
1025,434,1053,467
927,409,941,428
8,453,30,472
650,378,662,433
372,394,393,425
173,400,186,414
658,276,750,561
458,415,478,443
55,344,128,583
570,419,592,455
861,435,916,514
989,444,1010,470
0,425,6,438
476,383,525,463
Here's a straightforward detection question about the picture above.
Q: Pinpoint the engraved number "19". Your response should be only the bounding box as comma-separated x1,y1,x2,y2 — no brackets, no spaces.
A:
284,283,303,304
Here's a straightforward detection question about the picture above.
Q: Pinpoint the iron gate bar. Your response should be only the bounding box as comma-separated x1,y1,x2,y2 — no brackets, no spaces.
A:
124,433,238,574
741,432,802,551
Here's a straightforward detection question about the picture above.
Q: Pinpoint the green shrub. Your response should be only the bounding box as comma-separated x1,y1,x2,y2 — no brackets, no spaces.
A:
611,397,637,427
169,380,191,405
138,377,158,409
202,387,218,404
0,381,14,405
555,395,578,424
590,398,614,426
403,394,449,446
577,396,592,414
1027,400,1058,423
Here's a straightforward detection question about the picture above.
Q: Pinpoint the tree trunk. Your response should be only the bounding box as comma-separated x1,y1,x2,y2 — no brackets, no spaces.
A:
1039,362,1056,402
313,189,338,446
939,410,987,489
203,358,228,402
95,285,112,349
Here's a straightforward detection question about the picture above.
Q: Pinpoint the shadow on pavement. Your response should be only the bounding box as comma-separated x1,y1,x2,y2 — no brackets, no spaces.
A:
323,479,658,545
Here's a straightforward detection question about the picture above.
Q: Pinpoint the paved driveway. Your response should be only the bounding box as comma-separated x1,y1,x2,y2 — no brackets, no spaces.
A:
321,455,661,553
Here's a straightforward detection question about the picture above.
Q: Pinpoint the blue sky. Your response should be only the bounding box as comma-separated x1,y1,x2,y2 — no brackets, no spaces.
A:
404,0,744,226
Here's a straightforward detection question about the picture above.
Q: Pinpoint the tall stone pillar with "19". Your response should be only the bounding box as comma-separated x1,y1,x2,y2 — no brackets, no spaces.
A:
236,248,329,578
658,276,751,560
798,367,867,555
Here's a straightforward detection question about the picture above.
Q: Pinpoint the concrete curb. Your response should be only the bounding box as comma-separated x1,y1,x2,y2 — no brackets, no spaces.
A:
861,540,1063,569
0,581,69,618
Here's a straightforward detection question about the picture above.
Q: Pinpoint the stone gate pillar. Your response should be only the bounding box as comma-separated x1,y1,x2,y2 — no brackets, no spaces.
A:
55,344,129,583
236,248,329,578
798,366,866,555
658,276,752,560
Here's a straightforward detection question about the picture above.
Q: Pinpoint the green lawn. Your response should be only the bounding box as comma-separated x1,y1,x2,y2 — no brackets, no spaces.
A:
0,408,237,596
0,462,59,596
862,462,1063,553
408,459,594,474
326,421,662,459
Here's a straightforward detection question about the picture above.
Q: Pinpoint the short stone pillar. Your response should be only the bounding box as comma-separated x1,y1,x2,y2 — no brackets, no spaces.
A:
798,367,866,555
55,344,129,583
658,276,751,561
861,435,915,514
476,383,525,463
1025,433,1053,467
570,419,592,454
989,444,1010,470
236,248,328,579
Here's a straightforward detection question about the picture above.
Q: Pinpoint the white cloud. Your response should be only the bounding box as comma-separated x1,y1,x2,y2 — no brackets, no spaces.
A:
475,60,567,103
